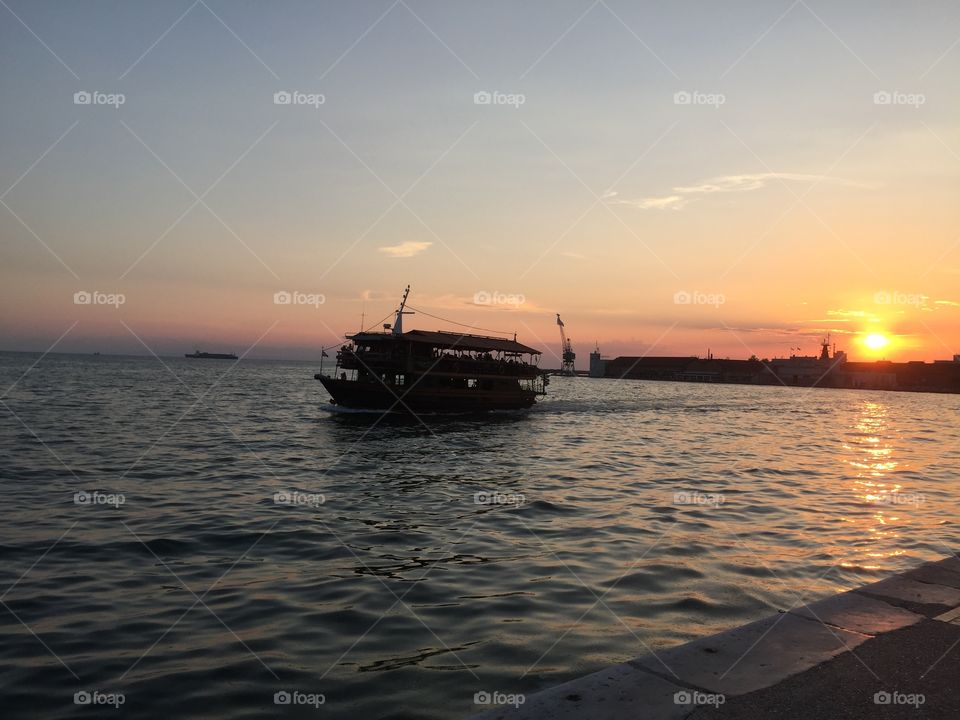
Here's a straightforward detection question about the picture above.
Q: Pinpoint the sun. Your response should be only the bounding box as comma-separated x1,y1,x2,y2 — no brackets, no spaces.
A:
863,333,891,352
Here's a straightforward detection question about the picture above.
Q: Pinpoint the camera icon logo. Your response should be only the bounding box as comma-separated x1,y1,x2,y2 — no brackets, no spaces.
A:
73,91,92,105
474,91,492,105
673,290,692,305
674,91,692,105
873,91,892,105
74,491,91,505
873,691,891,704
473,291,492,305
274,690,292,705
474,691,491,704
74,290,92,305
273,491,292,505
274,91,292,105
74,691,92,705
273,291,292,305
673,690,692,704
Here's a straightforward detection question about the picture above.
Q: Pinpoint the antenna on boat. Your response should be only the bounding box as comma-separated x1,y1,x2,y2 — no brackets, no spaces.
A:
393,285,414,336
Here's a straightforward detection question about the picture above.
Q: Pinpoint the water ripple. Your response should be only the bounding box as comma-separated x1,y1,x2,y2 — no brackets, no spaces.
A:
0,353,958,718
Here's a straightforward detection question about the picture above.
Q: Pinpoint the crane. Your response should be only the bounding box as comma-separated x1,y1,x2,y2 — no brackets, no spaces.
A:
556,314,576,376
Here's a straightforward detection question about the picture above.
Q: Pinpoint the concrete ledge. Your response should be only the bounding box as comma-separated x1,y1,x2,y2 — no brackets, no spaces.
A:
631,612,868,696
931,555,960,576
854,575,960,611
789,590,923,635
691,618,960,720
903,561,960,590
467,556,960,720
470,662,689,720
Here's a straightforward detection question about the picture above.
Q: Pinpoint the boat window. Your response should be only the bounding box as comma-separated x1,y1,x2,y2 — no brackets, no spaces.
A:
467,378,478,388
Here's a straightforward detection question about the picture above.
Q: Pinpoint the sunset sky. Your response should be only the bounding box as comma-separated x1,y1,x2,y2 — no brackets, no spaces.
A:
1,1,958,364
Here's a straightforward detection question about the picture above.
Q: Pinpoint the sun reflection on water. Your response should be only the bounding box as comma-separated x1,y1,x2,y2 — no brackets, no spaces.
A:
839,400,914,570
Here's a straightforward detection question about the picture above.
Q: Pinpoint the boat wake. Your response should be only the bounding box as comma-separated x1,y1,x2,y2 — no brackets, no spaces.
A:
319,404,395,415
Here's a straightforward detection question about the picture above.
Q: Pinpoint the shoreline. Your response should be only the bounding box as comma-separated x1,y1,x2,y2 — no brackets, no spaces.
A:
470,555,960,719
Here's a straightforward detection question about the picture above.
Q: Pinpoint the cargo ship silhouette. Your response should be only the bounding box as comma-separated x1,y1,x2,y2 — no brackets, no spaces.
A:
185,350,238,360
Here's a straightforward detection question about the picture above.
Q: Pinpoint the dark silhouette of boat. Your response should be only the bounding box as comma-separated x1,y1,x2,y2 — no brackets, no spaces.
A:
185,350,238,360
315,286,547,412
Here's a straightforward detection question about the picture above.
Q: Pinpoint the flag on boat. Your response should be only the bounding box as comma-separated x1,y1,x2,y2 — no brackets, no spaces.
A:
556,314,564,327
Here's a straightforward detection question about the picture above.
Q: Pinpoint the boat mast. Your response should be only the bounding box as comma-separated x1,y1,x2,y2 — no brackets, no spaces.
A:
392,285,414,336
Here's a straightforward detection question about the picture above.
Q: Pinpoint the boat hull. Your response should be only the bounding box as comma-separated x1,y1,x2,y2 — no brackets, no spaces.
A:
317,376,537,412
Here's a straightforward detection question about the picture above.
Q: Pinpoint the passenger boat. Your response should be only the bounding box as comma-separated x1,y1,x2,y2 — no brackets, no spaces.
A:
315,287,548,412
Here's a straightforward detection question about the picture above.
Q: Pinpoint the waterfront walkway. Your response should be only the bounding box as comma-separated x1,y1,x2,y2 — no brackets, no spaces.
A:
470,555,960,719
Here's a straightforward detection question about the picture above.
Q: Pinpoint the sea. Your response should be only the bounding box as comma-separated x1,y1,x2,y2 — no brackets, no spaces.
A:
0,351,958,718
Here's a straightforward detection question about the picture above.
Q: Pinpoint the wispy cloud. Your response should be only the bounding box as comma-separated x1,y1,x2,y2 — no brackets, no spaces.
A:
360,289,395,302
935,299,960,307
610,172,874,211
825,308,879,321
378,241,432,258
629,195,687,210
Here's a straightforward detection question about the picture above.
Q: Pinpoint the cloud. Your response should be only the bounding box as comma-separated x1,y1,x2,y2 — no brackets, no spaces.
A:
611,172,873,211
561,250,588,259
934,299,960,307
378,241,432,258
824,309,880,322
618,195,687,210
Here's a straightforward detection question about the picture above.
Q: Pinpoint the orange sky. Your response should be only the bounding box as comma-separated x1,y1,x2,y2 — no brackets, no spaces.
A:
1,2,958,363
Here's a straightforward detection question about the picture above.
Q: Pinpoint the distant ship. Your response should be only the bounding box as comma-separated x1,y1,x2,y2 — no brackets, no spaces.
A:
185,350,238,360
315,286,548,412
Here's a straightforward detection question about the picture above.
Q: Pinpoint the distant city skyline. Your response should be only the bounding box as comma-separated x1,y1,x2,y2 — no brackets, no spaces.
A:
2,1,958,363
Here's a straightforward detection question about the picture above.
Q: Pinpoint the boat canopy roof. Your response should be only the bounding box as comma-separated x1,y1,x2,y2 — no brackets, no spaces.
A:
347,329,541,355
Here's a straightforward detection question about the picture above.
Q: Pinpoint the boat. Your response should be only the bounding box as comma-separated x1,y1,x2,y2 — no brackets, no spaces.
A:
315,286,548,412
185,350,238,360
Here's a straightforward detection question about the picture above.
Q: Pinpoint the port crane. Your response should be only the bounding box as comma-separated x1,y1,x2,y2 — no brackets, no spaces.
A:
556,314,576,375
